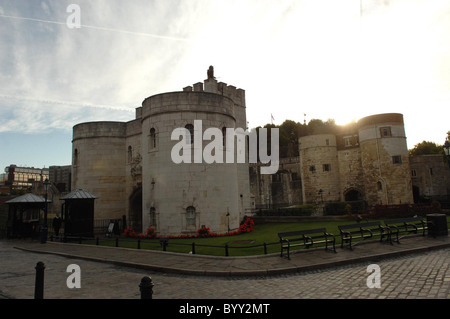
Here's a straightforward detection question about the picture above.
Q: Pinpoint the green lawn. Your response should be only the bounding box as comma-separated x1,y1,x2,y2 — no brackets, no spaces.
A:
88,219,361,256
79,216,450,257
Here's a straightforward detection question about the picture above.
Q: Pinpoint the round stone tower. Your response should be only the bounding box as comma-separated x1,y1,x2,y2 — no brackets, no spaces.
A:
299,134,340,204
358,113,413,205
70,68,252,235
140,75,250,235
71,122,127,220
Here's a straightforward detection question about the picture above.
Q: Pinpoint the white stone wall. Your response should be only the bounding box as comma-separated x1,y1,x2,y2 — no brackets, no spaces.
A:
140,86,247,235
71,122,127,220
72,74,252,235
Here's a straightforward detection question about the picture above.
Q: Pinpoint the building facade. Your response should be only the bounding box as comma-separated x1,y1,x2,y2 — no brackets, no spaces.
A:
71,68,251,235
1,165,49,190
299,113,414,206
71,67,417,234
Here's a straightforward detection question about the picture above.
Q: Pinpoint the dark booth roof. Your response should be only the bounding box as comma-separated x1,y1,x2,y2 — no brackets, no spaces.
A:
60,189,98,200
6,193,52,204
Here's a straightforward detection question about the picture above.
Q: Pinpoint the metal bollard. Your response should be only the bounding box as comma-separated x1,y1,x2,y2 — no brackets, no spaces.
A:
34,261,45,299
139,276,154,299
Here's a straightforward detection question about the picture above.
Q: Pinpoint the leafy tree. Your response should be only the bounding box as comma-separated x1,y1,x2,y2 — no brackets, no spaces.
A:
253,118,339,157
408,141,443,156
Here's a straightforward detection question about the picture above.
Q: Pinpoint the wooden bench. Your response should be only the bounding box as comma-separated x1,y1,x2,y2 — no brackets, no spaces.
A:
384,217,428,244
338,221,388,250
278,228,336,259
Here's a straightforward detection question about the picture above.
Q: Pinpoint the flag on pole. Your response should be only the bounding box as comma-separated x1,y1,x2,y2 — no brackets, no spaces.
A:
271,113,274,124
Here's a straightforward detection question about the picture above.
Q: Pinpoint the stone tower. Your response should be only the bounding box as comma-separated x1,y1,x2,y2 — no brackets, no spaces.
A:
299,134,340,204
140,74,250,235
71,67,251,235
358,113,413,205
297,113,414,207
71,122,127,220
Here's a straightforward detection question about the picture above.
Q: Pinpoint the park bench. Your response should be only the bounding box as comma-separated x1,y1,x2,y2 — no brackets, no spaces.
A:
338,221,388,250
384,217,428,244
278,228,336,259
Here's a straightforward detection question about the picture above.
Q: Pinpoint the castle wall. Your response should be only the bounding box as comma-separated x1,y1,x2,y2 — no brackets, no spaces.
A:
71,67,417,233
299,134,340,204
71,71,252,235
250,157,302,209
125,118,143,231
410,154,450,200
71,122,127,220
337,148,365,201
358,114,413,205
140,84,246,235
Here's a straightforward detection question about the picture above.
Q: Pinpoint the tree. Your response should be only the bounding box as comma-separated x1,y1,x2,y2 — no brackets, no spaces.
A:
408,141,443,156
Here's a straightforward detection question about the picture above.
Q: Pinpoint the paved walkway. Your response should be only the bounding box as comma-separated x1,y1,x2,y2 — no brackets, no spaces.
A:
1,234,449,300
11,234,450,276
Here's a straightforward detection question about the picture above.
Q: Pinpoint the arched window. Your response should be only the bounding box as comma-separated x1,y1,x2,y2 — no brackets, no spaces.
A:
128,145,132,163
149,207,156,227
377,181,383,191
149,128,156,150
186,206,196,226
185,124,194,144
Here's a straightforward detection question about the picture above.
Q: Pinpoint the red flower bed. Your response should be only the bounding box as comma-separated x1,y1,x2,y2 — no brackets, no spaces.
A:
123,218,255,239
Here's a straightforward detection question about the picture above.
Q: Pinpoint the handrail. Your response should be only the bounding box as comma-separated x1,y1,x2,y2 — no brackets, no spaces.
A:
51,235,281,257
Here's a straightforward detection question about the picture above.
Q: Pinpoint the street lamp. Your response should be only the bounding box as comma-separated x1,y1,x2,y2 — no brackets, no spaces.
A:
41,178,50,244
226,209,230,233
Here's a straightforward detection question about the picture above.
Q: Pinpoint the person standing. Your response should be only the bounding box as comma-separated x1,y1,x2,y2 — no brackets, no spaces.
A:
52,213,62,237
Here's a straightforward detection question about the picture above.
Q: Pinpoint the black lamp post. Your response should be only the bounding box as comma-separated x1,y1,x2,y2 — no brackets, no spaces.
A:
41,178,50,244
226,211,230,233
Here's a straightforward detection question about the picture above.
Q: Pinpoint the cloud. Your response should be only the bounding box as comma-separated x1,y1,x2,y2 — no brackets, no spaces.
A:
0,94,133,133
0,0,448,151
0,0,194,133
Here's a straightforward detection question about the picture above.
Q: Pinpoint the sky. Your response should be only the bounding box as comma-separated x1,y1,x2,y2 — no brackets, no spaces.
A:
0,0,449,172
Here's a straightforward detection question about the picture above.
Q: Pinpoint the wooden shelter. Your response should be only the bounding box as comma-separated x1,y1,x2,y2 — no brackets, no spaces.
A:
61,189,97,238
6,193,52,238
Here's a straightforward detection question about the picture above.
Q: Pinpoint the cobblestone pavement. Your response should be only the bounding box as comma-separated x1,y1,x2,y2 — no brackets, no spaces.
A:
0,240,449,299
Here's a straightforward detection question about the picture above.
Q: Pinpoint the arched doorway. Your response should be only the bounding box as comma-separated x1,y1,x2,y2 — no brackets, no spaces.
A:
344,188,363,201
129,187,142,233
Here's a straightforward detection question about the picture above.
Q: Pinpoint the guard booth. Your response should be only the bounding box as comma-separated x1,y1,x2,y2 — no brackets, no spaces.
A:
6,193,52,239
61,189,97,238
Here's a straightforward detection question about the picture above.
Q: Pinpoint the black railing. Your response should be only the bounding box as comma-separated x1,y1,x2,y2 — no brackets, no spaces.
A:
50,235,281,257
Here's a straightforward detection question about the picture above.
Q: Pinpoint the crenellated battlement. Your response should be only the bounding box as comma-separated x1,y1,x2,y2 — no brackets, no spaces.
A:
182,66,245,107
